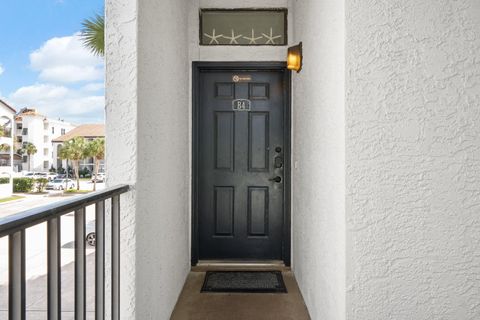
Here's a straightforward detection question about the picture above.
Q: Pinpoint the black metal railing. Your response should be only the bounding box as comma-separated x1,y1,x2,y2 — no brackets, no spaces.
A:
0,184,129,320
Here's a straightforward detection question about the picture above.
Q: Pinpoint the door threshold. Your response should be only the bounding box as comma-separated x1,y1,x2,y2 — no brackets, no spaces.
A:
192,260,289,272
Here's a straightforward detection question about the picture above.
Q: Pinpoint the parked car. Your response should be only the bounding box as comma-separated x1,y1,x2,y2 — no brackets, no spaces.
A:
46,178,76,190
86,220,96,246
23,172,49,179
47,172,57,181
91,173,106,183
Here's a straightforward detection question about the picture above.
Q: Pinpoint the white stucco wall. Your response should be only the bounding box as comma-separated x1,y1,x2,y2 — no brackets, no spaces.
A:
107,0,192,319
346,1,480,319
20,115,45,171
105,0,138,318
290,1,346,319
107,1,347,318
17,115,75,172
136,0,191,319
0,104,14,198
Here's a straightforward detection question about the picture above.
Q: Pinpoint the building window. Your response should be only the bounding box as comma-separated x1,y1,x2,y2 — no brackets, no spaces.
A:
44,123,49,130
61,128,66,135
200,9,287,46
44,148,49,156
44,136,49,143
43,161,49,169
16,123,22,130
22,156,28,163
52,127,55,134
22,128,28,135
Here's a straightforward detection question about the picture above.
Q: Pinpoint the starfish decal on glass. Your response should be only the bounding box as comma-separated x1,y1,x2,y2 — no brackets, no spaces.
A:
262,28,282,45
243,29,263,44
204,29,224,44
223,29,243,44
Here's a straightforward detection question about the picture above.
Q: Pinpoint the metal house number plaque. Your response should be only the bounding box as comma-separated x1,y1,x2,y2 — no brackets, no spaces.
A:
232,99,251,111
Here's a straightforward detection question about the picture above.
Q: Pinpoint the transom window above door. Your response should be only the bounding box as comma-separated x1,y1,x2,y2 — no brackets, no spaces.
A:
200,9,287,46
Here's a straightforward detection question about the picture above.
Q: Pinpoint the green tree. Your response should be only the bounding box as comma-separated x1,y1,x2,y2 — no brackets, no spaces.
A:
59,137,87,190
21,142,37,172
80,13,104,57
85,138,105,191
35,178,49,193
0,143,10,152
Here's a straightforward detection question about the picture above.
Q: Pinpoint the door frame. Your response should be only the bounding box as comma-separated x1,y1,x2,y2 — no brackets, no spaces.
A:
191,61,292,266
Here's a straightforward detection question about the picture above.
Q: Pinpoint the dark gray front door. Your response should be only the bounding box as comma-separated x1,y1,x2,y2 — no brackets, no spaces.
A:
195,65,289,261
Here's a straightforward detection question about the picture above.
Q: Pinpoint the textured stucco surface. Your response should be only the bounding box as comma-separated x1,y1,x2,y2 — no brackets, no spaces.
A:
346,1,480,319
107,0,480,318
105,0,138,318
106,0,191,319
291,1,346,319
136,0,191,319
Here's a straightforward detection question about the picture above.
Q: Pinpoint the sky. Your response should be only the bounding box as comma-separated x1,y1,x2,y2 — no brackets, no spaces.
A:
0,0,104,124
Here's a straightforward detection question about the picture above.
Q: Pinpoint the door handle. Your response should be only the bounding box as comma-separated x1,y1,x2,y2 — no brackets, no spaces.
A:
269,176,282,183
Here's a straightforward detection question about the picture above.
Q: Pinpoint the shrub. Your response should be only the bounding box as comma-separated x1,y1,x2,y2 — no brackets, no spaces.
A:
49,165,56,173
57,167,66,174
79,167,92,178
13,178,35,193
0,177,9,184
35,178,49,193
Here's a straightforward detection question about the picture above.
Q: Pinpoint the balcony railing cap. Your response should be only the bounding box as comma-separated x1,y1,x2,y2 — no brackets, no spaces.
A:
0,184,129,237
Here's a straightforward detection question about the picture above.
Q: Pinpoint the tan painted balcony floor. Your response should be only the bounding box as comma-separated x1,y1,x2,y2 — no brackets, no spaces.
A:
171,271,310,320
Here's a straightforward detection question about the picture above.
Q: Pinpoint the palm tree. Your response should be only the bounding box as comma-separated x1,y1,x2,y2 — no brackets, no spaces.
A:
60,137,88,190
80,13,104,57
58,145,72,190
22,142,37,172
0,126,4,137
85,138,105,191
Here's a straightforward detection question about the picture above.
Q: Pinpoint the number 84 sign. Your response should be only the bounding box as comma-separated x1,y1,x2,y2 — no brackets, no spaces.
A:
232,99,251,111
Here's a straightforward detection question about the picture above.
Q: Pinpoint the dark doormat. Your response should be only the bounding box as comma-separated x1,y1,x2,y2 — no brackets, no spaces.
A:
201,271,287,293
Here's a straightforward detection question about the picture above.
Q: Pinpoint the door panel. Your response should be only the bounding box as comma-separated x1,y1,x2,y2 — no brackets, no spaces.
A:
196,67,288,261
249,112,269,171
214,112,235,171
248,187,269,236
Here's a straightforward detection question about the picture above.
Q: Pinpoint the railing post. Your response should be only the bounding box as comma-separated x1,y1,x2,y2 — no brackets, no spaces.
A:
8,230,25,320
111,195,120,320
75,208,86,320
95,200,105,320
47,217,61,320
0,185,129,319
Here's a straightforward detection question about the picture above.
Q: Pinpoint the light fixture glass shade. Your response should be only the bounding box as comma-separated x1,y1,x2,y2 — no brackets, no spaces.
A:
287,42,302,72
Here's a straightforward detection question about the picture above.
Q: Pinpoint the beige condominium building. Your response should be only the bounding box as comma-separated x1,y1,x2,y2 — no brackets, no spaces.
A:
52,124,105,173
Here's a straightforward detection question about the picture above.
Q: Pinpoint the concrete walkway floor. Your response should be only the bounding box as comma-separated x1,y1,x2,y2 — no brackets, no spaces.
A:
171,271,310,320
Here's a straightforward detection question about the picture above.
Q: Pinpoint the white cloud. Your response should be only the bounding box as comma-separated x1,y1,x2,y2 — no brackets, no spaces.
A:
6,34,105,123
80,82,105,92
9,83,104,123
0,63,4,76
30,33,103,83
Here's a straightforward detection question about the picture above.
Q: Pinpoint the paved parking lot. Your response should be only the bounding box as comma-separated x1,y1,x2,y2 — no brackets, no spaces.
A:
0,253,96,320
0,181,104,219
0,181,105,318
